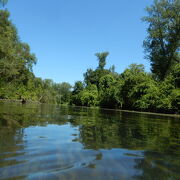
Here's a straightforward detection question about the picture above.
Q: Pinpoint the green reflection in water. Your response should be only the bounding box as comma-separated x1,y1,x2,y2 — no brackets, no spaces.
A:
0,102,179,180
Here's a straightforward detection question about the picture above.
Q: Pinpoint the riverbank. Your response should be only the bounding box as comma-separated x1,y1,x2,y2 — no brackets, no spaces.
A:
0,99,179,118
0,99,40,104
70,104,180,118
102,108,180,118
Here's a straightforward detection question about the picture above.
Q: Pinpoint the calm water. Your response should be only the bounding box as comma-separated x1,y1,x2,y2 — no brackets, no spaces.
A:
0,103,179,180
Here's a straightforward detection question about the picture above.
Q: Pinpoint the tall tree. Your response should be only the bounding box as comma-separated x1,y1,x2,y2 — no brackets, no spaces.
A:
95,52,109,70
54,82,72,104
143,0,180,80
0,10,37,100
0,0,8,7
0,10,36,83
72,81,84,95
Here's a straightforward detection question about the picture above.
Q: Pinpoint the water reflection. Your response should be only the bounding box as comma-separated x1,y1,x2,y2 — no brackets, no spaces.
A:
0,102,179,179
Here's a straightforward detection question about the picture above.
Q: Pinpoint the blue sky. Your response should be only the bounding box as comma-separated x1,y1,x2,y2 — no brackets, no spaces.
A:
6,0,153,85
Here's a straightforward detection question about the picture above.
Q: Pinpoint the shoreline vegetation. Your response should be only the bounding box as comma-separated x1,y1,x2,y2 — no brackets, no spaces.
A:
0,99,40,104
0,0,179,115
0,99,179,118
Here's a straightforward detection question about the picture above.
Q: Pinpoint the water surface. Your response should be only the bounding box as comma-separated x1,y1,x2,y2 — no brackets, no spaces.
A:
0,103,179,179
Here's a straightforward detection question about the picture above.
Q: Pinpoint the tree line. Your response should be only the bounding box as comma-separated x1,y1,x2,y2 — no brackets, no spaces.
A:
0,0,179,113
0,5,72,104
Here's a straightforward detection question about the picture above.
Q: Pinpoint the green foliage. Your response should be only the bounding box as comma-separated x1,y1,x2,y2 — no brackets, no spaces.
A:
54,82,72,104
0,0,8,7
72,81,84,95
79,89,98,107
120,64,152,109
109,65,115,73
155,71,180,112
74,48,179,113
0,2,179,114
84,68,111,88
0,10,36,81
99,74,120,108
95,51,109,70
70,81,84,106
170,89,180,111
171,63,180,88
99,74,115,90
71,83,98,107
134,81,160,111
0,10,72,104
76,53,119,108
143,0,180,80
0,10,38,101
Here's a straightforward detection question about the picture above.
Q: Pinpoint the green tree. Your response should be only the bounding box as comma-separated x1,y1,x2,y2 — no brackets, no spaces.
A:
109,65,115,73
70,81,84,105
0,10,36,81
54,82,72,104
95,52,109,70
120,64,157,110
99,74,120,108
171,63,180,88
0,10,73,105
38,79,56,103
72,81,84,95
84,68,111,88
79,84,98,107
83,52,115,88
157,65,180,112
0,0,8,7
143,0,180,80
0,10,37,100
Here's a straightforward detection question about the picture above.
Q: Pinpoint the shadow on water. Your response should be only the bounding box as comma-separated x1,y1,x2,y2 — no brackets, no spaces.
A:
0,102,179,179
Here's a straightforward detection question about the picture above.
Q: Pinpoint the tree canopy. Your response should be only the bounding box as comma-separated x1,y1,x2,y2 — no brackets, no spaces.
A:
0,1,179,114
0,0,8,7
95,52,109,70
143,0,180,80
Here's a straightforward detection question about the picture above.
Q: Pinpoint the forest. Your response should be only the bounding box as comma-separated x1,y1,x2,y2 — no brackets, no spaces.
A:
0,0,179,113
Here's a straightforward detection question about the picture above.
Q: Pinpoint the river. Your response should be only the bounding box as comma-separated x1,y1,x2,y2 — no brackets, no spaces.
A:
0,103,179,179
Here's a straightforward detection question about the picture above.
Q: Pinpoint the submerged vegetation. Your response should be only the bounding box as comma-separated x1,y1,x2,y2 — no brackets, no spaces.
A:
0,0,179,113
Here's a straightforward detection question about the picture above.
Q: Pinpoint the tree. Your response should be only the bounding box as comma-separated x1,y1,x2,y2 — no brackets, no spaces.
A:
70,81,84,105
99,74,120,108
0,10,37,101
72,81,84,95
171,63,180,88
79,84,98,107
109,65,115,73
95,52,109,70
0,0,8,7
54,82,72,104
0,10,74,104
156,64,180,112
120,64,155,110
143,0,180,80
84,68,111,88
0,10,36,81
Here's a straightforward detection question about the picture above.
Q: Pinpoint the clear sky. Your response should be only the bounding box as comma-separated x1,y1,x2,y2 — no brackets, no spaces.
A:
6,0,153,85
